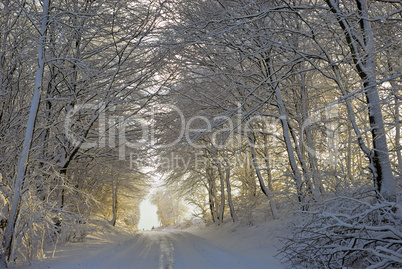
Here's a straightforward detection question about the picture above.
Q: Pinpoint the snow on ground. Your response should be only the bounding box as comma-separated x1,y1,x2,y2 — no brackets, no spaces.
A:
16,219,283,269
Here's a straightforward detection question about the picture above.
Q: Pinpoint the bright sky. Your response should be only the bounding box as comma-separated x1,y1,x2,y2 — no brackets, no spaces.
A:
137,195,159,230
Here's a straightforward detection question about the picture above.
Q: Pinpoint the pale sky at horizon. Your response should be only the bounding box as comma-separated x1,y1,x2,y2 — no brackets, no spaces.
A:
137,195,159,230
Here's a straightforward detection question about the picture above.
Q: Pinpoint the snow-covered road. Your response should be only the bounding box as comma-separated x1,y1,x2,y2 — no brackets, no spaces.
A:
135,231,273,269
18,225,282,269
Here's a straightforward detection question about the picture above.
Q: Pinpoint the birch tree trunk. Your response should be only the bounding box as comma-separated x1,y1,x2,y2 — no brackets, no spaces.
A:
1,1,50,266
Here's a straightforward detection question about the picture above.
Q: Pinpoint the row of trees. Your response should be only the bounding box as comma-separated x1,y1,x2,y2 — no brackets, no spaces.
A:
0,0,170,266
154,0,401,227
149,0,401,266
0,0,400,267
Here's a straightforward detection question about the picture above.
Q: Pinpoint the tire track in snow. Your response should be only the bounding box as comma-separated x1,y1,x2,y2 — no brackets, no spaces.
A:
158,237,174,269
165,231,257,268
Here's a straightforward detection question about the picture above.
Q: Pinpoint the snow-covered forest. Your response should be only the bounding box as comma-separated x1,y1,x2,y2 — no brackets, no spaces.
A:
0,0,401,268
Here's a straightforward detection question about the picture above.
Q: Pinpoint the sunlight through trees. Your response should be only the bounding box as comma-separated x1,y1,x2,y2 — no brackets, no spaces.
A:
0,0,400,268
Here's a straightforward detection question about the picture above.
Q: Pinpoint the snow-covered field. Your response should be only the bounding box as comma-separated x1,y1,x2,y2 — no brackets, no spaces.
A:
16,221,282,269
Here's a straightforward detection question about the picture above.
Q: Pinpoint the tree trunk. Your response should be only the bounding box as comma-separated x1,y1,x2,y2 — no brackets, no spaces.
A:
389,76,401,177
263,52,305,205
357,0,395,200
262,135,274,191
37,67,56,201
246,153,257,197
326,0,395,201
206,164,217,223
110,176,118,226
249,132,278,219
1,1,50,266
347,126,354,181
300,75,323,198
224,158,237,222
275,87,305,205
395,90,402,177
217,161,225,225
